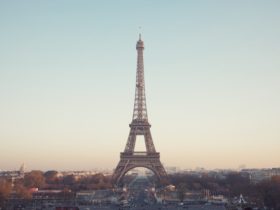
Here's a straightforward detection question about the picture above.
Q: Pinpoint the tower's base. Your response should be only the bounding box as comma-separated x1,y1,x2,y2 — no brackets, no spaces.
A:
112,152,168,185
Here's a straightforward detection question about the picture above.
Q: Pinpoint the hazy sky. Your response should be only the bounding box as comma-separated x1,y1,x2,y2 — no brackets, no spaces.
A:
0,1,280,171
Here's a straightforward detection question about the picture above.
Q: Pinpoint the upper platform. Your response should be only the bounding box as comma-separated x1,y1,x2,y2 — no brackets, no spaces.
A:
136,34,144,50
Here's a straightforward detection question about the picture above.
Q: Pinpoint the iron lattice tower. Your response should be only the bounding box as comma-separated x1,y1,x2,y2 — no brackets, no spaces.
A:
112,35,167,185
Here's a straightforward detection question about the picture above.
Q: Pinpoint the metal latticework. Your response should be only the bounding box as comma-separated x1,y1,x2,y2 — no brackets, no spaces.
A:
112,35,167,185
132,37,148,121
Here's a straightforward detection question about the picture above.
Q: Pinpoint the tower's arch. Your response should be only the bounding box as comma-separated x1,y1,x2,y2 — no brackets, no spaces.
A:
115,164,161,185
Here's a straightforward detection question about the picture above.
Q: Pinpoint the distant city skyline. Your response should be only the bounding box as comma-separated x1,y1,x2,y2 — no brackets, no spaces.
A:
0,1,280,171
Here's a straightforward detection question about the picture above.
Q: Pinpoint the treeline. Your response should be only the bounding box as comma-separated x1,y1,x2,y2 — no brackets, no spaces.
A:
0,170,112,206
169,173,280,209
43,170,112,191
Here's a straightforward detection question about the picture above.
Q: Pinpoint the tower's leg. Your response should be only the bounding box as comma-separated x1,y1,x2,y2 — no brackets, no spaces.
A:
124,130,136,153
144,129,156,153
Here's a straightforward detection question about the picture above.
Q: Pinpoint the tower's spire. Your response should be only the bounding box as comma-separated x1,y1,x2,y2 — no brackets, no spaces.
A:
138,26,142,40
133,35,148,121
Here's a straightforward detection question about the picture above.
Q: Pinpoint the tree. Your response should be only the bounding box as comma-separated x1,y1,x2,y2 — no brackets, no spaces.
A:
24,170,45,188
0,178,12,207
258,176,280,209
62,175,76,186
44,170,59,184
225,173,251,196
14,184,32,199
177,183,187,202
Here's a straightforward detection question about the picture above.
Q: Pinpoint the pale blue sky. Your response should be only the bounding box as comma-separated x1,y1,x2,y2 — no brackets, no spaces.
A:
0,1,280,171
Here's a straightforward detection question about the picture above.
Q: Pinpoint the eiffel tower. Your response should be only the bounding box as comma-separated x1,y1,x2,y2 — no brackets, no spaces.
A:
112,35,167,185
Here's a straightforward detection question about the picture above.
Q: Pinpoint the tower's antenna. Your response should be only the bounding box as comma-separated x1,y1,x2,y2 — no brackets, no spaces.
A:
139,26,142,40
